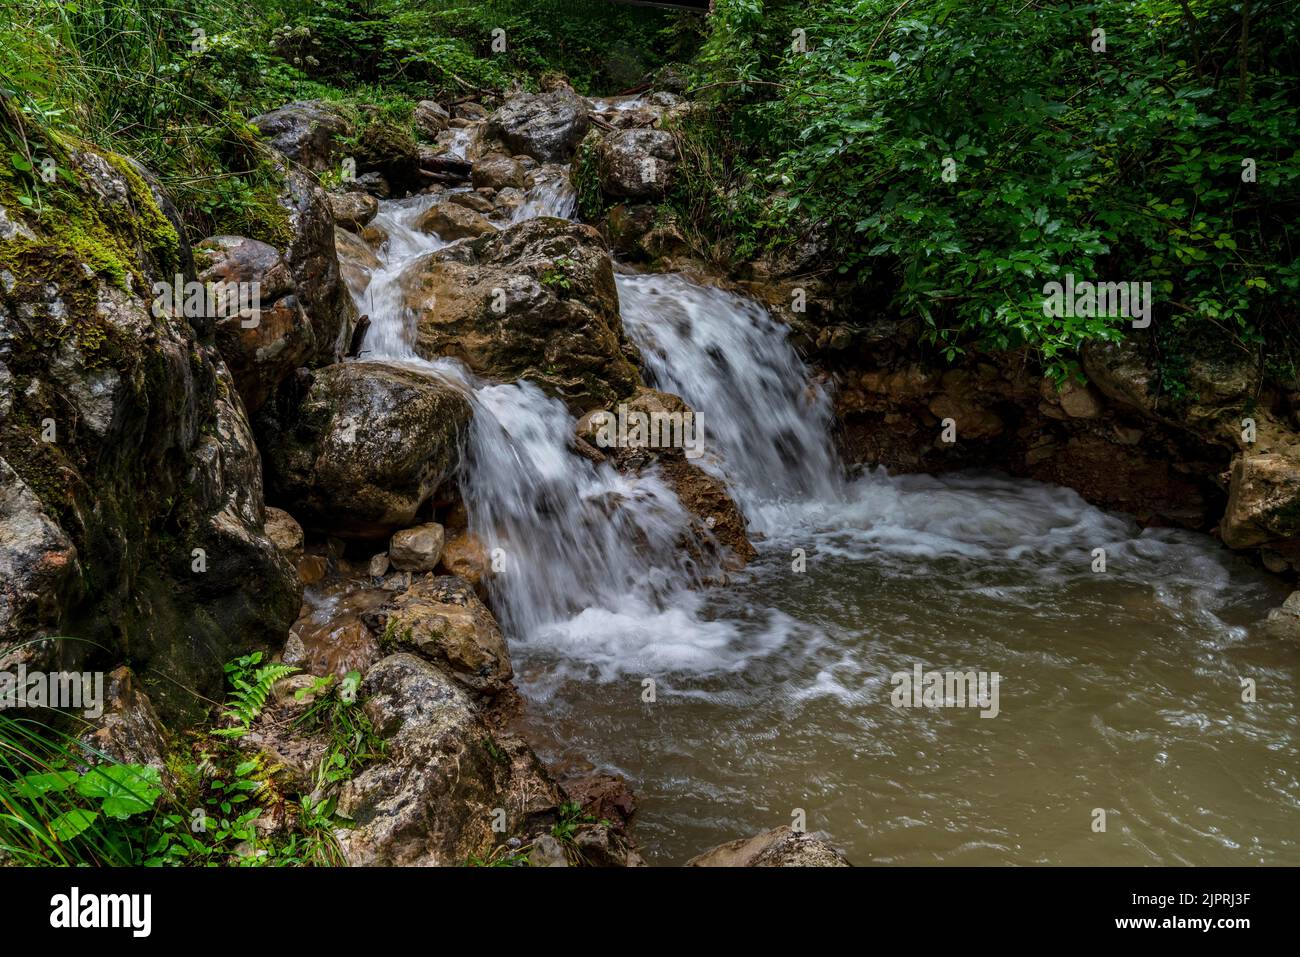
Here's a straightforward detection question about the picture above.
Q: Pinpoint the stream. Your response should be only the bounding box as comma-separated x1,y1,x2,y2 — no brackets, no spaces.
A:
348,123,1300,866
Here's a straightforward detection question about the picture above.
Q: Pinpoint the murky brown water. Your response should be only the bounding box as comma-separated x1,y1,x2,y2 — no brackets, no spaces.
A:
515,471,1299,865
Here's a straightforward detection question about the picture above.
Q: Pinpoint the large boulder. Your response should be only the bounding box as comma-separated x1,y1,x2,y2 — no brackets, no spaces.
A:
335,653,558,865
195,235,315,412
0,144,300,722
256,361,472,540
485,89,590,163
599,128,677,200
400,217,640,412
278,170,359,365
251,101,353,173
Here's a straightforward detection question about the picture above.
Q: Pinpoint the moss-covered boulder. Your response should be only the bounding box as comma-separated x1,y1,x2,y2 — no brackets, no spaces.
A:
0,140,300,723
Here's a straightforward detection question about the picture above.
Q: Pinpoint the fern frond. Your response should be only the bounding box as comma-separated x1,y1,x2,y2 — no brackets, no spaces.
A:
216,663,299,737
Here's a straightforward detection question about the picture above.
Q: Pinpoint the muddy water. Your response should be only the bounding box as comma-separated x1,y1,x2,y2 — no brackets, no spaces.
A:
516,470,1298,865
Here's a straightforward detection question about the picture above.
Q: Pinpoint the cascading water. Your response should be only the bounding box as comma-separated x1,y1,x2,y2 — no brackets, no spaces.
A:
615,272,845,530
346,119,1298,866
354,147,733,675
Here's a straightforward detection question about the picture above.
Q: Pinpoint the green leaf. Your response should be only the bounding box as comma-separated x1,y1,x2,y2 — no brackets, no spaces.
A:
50,808,98,841
75,764,163,819
14,770,79,798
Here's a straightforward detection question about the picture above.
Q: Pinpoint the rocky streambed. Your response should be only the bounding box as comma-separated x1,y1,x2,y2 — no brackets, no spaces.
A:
2,78,1297,866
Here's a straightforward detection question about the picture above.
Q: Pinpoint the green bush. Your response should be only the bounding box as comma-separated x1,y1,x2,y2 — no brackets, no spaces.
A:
687,0,1300,381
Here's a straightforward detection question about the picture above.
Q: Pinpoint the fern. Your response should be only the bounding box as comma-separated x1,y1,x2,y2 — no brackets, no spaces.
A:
214,652,298,739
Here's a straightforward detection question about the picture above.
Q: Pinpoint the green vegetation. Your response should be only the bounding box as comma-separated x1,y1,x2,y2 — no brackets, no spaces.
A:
0,0,701,241
677,0,1300,381
0,655,380,866
214,651,298,738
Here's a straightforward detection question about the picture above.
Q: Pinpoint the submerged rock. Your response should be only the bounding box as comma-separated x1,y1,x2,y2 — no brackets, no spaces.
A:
334,226,381,298
256,361,472,539
578,387,755,567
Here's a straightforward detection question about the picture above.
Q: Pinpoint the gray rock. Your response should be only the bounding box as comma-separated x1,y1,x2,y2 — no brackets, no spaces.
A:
486,89,590,163
388,522,445,572
413,100,451,139
256,361,472,539
196,235,315,412
599,128,677,200
252,101,353,173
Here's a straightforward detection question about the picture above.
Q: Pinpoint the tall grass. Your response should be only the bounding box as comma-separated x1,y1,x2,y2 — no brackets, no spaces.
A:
0,712,152,866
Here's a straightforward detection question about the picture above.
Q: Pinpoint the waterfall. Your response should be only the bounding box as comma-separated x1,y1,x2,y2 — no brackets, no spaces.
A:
615,272,845,533
348,137,849,677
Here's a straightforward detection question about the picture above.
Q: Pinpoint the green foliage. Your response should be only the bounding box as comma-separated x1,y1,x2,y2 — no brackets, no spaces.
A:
0,0,700,244
687,0,1300,381
540,255,578,292
464,843,530,867
0,653,382,867
551,799,607,843
214,652,298,738
572,129,607,221
0,715,166,865
291,671,385,789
